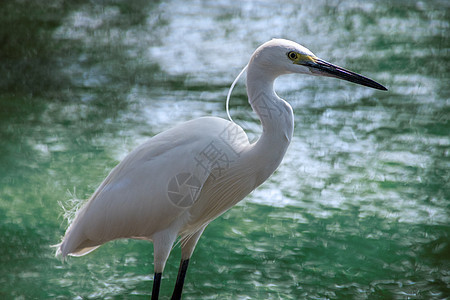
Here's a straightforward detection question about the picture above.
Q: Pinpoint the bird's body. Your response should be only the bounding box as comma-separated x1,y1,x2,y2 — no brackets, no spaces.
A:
61,113,292,265
59,113,292,265
58,39,386,299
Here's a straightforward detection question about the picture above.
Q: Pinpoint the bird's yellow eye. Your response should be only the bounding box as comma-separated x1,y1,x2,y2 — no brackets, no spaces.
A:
287,51,299,61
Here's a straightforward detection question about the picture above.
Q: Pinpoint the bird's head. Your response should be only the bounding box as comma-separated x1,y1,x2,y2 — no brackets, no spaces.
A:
250,39,387,91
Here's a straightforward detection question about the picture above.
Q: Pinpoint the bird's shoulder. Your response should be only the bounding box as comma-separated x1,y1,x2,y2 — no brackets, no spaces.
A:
103,117,248,183
127,117,247,162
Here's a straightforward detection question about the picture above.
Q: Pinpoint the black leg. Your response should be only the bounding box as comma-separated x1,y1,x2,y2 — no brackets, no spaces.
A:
151,272,162,300
171,259,190,300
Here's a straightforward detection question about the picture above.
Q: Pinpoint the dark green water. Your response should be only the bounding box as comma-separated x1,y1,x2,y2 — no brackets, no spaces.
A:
0,0,449,299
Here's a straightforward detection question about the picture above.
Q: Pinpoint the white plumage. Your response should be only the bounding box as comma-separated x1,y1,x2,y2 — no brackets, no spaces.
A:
57,39,386,299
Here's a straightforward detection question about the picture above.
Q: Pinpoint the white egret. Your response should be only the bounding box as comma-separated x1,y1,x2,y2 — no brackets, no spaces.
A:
57,39,387,299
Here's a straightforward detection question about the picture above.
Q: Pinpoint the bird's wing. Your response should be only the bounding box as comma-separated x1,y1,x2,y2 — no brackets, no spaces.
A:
59,117,249,256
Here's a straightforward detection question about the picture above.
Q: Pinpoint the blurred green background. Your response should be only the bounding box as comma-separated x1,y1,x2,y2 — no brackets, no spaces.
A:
0,0,448,299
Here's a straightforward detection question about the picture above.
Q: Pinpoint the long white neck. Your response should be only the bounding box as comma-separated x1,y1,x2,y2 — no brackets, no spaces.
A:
245,61,294,186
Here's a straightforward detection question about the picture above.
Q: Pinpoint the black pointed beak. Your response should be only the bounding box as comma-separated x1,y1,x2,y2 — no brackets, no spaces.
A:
305,58,387,91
